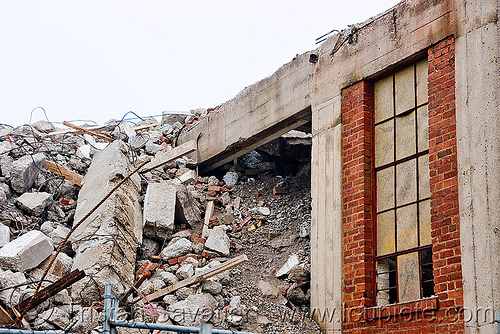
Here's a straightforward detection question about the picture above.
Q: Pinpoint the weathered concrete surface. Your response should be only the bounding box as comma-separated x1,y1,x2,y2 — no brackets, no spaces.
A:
143,183,176,240
0,230,53,272
204,226,230,256
10,153,46,193
455,0,500,332
160,238,192,261
70,141,142,305
16,192,52,216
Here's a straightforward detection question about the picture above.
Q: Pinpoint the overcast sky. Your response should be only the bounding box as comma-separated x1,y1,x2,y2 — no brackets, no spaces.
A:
0,0,399,127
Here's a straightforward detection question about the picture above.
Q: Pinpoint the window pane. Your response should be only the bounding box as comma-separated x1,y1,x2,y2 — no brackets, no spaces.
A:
395,111,416,160
419,199,432,245
374,75,394,123
377,167,395,212
375,119,395,167
420,248,435,298
395,66,415,115
417,105,429,152
396,204,418,251
418,154,431,199
416,59,428,105
396,159,417,206
397,252,421,302
377,210,395,255
377,257,397,306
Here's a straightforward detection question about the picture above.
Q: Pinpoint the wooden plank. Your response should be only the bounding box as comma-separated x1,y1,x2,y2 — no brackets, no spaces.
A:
140,140,197,174
63,121,113,142
134,254,247,304
45,124,110,137
133,123,159,132
120,271,152,304
43,161,83,186
201,201,214,239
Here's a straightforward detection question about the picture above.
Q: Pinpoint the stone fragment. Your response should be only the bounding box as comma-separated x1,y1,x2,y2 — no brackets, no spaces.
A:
157,271,179,285
32,120,56,134
230,296,241,309
0,156,14,178
205,226,231,256
175,169,197,185
37,252,73,277
0,230,53,272
0,223,10,247
167,293,217,326
174,184,201,226
176,263,195,280
10,153,46,193
143,183,176,240
0,270,27,306
287,283,307,305
223,172,239,186
175,287,196,300
0,142,13,155
39,307,70,329
161,112,184,126
202,279,222,295
275,254,300,278
160,238,192,261
207,176,219,186
16,192,52,216
70,307,99,334
288,264,310,284
227,314,243,326
163,294,178,306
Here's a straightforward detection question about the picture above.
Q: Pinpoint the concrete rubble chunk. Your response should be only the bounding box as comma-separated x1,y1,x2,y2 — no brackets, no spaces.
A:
160,238,192,261
174,184,201,226
0,223,10,247
40,307,70,329
288,264,309,284
143,183,176,240
275,254,299,278
0,230,53,272
32,120,56,134
167,293,217,326
223,172,239,186
16,192,52,216
0,142,13,155
70,141,142,305
202,279,222,295
0,270,27,307
70,307,99,334
204,226,231,256
176,263,195,280
287,283,307,305
0,156,14,178
11,153,46,193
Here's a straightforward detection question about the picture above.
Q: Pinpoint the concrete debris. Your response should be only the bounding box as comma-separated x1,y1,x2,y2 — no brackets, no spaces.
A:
223,172,239,186
286,283,307,305
167,293,218,326
39,307,70,329
288,264,310,284
10,153,46,193
174,184,201,226
0,223,10,247
275,254,300,278
143,183,176,240
16,192,52,216
205,226,231,256
160,238,192,261
0,230,53,272
175,263,195,280
0,270,27,307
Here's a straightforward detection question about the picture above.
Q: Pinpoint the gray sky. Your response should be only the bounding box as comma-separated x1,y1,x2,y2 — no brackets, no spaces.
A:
0,0,399,127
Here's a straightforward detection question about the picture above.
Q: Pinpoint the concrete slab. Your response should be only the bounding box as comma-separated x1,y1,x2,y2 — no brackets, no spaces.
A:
143,183,176,240
0,230,53,272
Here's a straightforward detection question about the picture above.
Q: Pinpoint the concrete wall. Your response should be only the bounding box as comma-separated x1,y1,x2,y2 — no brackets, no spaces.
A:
178,0,500,332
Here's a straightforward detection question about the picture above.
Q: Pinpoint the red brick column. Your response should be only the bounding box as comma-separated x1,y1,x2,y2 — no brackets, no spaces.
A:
341,80,374,330
428,36,464,332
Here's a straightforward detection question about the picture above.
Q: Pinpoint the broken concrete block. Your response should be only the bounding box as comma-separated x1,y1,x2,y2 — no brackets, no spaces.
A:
174,184,201,226
0,183,10,203
10,153,46,193
0,270,27,307
167,293,217,326
176,263,195,280
288,264,309,284
0,223,10,247
143,183,176,240
70,141,142,305
175,169,197,185
202,279,222,295
275,254,300,278
156,270,179,286
39,307,70,329
32,120,56,134
223,171,239,186
160,238,192,261
0,230,53,272
36,252,73,278
287,283,307,305
16,192,52,216
70,307,99,334
205,226,231,256
0,141,13,155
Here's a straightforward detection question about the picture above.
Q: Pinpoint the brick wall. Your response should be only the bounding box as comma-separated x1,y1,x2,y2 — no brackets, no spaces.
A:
340,36,464,333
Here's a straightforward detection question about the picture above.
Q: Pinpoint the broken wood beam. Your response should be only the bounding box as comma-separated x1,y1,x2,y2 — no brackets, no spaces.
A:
63,121,113,142
201,201,214,239
133,254,247,304
133,122,159,132
15,269,86,314
43,161,83,186
140,140,197,174
120,270,153,304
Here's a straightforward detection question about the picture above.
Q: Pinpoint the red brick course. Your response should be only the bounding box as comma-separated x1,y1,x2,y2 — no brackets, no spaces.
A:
340,35,463,333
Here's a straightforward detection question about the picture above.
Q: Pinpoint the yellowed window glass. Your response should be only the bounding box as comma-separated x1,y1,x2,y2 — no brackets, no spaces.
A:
377,210,395,255
396,159,417,206
419,199,432,245
417,105,429,152
374,75,394,123
395,66,415,115
416,60,428,105
395,111,416,160
375,120,395,168
397,252,421,302
377,167,395,212
418,154,431,199
396,204,418,251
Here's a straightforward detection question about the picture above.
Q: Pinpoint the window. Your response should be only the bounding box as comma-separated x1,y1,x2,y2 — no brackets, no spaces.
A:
373,60,434,305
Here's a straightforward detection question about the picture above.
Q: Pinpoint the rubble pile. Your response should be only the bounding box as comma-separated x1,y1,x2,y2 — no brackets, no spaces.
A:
0,110,320,334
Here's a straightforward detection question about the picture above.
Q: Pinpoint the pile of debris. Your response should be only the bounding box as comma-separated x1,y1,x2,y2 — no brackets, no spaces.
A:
0,109,319,334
